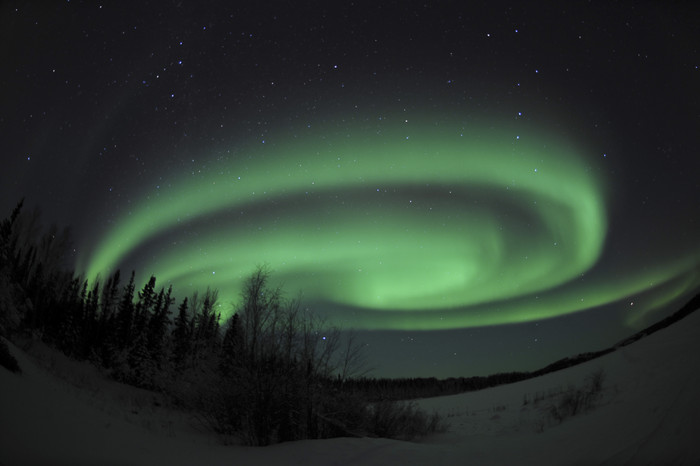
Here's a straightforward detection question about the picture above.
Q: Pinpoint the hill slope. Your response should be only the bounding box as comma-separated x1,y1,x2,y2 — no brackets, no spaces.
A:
2,307,699,465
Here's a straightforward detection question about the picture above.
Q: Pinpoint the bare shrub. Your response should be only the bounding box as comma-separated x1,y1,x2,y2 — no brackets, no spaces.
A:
205,266,379,445
545,369,606,426
366,400,445,441
586,368,605,395
162,267,444,445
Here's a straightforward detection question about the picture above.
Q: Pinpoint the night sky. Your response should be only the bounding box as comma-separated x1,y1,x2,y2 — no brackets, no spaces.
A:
2,1,699,378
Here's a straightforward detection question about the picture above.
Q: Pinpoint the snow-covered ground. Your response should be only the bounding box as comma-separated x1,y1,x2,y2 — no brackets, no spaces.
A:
2,309,699,465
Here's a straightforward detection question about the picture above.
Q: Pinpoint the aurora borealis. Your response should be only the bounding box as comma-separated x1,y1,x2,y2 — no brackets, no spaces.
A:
79,119,612,328
3,1,699,377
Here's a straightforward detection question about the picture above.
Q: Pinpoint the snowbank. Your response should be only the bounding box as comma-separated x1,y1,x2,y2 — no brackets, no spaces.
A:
2,309,699,465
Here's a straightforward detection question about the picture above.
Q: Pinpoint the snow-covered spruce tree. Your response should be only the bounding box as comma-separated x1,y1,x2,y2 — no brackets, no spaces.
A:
179,287,221,376
146,285,173,370
125,324,156,388
114,271,136,351
171,297,191,372
117,278,174,389
133,276,157,338
219,312,243,377
194,288,220,353
51,277,81,353
77,280,100,360
96,270,121,367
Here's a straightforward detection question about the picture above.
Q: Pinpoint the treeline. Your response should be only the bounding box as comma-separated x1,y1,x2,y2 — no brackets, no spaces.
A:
0,200,442,445
339,287,700,401
338,372,533,401
0,200,221,390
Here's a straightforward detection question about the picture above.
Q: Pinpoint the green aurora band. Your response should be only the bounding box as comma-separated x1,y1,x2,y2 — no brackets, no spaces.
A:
78,118,700,330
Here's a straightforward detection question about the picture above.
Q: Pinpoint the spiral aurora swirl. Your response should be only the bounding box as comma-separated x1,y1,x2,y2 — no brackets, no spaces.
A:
78,117,699,330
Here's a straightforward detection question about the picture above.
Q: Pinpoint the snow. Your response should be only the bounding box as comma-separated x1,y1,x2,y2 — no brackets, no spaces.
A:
2,309,700,465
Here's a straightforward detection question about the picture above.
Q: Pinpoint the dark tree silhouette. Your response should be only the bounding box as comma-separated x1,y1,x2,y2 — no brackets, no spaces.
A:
219,312,243,377
146,285,173,368
171,297,191,371
115,271,136,350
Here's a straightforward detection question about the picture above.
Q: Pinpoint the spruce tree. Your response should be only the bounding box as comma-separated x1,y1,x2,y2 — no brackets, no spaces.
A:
115,271,136,350
133,275,156,335
171,297,191,371
147,285,172,368
127,324,154,388
79,280,100,359
97,270,120,365
100,270,121,321
219,313,243,377
138,276,157,313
